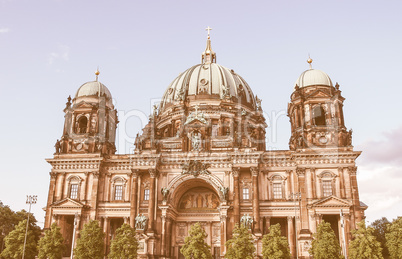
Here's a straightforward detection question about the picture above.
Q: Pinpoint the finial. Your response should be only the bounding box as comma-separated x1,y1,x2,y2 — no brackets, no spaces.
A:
206,26,212,39
307,55,313,69
202,26,216,64
95,67,100,81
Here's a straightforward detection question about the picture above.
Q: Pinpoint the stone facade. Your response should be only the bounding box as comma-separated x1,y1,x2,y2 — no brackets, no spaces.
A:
44,37,366,258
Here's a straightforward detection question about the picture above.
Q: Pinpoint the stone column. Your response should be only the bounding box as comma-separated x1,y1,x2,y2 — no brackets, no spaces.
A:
349,167,363,222
103,217,110,256
220,215,227,256
147,169,158,232
90,172,100,220
130,170,139,228
338,167,346,198
296,168,310,232
232,167,240,224
286,170,292,201
265,216,271,234
161,215,166,255
306,168,313,200
84,172,89,202
287,216,296,257
166,218,173,257
251,167,261,233
344,167,352,199
45,172,57,228
56,172,66,201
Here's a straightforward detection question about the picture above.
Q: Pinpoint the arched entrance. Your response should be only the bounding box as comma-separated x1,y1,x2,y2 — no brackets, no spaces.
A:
166,177,227,259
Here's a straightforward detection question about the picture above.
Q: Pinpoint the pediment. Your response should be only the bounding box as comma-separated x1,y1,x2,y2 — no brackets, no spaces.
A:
307,89,331,99
74,101,95,109
51,198,85,208
312,196,351,208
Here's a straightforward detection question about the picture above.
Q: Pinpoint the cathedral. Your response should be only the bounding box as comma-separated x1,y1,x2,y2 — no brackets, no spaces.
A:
44,30,366,258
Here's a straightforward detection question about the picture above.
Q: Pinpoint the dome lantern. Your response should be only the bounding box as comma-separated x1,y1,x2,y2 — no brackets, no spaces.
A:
201,26,216,64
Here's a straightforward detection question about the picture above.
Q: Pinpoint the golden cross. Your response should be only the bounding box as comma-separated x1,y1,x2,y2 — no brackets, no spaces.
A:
205,26,212,38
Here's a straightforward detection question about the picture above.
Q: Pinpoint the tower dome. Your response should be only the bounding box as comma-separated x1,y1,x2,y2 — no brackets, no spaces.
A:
159,32,256,114
295,69,333,88
294,59,333,88
75,81,112,99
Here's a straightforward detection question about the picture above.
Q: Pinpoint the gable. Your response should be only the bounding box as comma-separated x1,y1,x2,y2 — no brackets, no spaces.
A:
306,89,331,99
51,198,85,209
312,196,352,208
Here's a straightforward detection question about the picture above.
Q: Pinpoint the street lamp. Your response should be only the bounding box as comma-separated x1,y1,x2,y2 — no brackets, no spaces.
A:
70,213,78,259
22,195,37,259
289,192,301,259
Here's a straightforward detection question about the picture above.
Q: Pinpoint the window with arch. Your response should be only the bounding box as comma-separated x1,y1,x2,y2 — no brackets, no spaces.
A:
313,105,326,126
319,172,335,197
269,175,285,200
112,177,126,201
68,176,82,200
76,115,88,134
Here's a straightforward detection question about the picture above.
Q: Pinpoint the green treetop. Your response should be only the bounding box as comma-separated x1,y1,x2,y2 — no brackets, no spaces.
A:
262,223,291,259
349,220,383,259
309,221,342,259
225,223,255,259
109,223,138,259
371,217,391,258
385,217,402,259
180,222,212,259
74,220,105,259
1,220,38,259
38,223,65,259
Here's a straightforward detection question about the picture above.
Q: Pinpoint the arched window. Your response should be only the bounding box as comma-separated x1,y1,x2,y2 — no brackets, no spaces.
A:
319,172,336,197
268,175,286,200
112,177,126,201
313,105,326,126
68,176,82,200
77,116,88,133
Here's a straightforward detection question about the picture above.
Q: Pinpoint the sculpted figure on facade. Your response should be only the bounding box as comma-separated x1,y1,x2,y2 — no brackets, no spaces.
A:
135,214,148,230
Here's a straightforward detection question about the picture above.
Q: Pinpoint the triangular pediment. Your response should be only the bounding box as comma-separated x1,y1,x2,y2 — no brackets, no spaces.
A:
307,89,331,99
51,198,85,208
74,101,95,109
312,196,351,208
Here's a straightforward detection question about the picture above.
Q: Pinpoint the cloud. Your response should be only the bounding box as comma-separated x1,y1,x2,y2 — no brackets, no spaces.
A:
357,125,402,166
48,44,70,65
0,28,10,33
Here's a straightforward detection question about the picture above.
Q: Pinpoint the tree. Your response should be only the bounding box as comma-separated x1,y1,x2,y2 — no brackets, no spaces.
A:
74,220,104,259
386,217,402,259
180,222,212,259
37,223,65,259
262,223,291,259
309,221,342,259
0,201,41,254
108,223,138,259
225,223,255,259
1,220,38,259
371,217,391,258
349,220,383,259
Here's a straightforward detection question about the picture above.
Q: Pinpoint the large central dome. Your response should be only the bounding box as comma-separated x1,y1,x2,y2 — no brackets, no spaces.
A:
159,36,256,114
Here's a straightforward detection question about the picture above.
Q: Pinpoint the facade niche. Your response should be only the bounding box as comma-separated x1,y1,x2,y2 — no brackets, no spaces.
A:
313,105,326,126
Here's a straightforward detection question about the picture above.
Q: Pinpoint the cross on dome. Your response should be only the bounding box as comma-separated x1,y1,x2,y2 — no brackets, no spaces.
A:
205,26,212,39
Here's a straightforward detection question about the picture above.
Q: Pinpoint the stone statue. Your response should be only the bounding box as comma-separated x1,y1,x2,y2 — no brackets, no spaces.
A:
134,133,141,150
240,214,253,229
135,214,147,230
256,95,262,111
221,84,230,99
54,139,61,154
161,187,169,201
192,133,201,151
220,186,229,201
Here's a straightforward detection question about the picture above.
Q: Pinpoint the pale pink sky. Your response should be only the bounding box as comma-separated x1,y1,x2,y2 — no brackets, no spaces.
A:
0,0,401,226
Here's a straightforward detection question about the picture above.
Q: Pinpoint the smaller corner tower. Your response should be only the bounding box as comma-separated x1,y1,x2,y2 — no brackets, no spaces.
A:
56,69,118,155
287,58,352,150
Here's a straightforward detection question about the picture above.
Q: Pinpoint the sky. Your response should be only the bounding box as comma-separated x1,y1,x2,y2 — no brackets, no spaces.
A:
0,0,401,227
